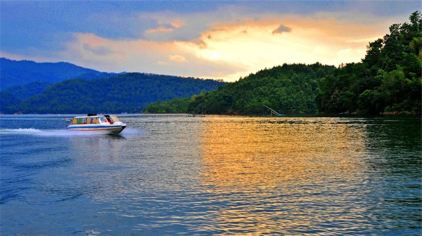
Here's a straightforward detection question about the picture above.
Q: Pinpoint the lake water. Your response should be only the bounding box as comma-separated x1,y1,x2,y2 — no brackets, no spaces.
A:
0,115,421,235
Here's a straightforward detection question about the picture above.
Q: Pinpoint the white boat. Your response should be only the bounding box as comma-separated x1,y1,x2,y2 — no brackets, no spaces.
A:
67,114,126,134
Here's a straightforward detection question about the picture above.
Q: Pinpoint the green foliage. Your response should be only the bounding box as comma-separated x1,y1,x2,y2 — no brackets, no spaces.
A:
147,11,421,116
318,11,421,115
148,63,336,115
0,82,50,99
0,92,21,113
144,97,191,113
1,73,223,114
3,12,420,116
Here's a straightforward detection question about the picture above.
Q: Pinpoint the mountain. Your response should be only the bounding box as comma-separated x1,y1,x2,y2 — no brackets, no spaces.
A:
145,63,336,115
0,58,108,89
1,73,223,114
317,11,421,115
1,81,51,100
145,12,421,116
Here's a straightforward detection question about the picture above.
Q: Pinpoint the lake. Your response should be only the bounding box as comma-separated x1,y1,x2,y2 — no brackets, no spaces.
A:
0,115,421,235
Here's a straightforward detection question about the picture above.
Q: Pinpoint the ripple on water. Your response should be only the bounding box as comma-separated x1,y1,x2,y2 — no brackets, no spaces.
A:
0,116,420,235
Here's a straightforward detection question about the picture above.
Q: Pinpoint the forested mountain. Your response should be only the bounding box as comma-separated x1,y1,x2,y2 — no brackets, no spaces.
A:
145,12,421,116
317,11,421,115
0,82,51,113
0,73,223,114
1,82,50,100
2,12,420,115
146,64,336,115
0,58,108,89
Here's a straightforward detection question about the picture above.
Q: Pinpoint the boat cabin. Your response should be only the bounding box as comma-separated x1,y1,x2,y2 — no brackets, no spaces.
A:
70,114,121,125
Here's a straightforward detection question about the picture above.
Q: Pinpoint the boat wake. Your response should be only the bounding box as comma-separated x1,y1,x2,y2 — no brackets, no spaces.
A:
0,128,43,135
0,128,100,136
0,127,143,137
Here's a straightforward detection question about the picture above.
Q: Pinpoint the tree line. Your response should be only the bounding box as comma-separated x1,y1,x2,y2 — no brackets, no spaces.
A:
145,12,421,116
0,73,223,114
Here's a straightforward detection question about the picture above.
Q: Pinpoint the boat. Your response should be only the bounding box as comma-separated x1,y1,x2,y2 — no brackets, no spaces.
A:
67,114,126,134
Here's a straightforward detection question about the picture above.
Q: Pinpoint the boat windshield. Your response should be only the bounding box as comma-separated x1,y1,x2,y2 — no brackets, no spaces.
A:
110,115,120,122
70,116,116,125
99,117,108,124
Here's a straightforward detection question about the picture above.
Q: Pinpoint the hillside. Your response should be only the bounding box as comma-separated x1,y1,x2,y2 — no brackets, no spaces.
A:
0,58,108,89
317,11,421,115
145,12,422,116
146,64,336,115
1,73,223,114
1,82,51,100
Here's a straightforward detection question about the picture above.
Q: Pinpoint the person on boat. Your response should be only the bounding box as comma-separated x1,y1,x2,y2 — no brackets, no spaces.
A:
100,117,109,124
106,117,113,124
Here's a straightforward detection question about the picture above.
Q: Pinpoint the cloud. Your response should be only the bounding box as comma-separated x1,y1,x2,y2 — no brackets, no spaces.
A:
2,2,408,82
59,33,246,79
1,1,417,56
168,54,187,63
272,24,291,34
145,19,184,34
55,11,384,82
82,44,112,56
0,51,54,62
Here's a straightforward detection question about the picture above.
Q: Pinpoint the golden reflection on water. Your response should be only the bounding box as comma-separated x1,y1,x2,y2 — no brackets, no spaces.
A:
199,116,370,234
200,117,368,189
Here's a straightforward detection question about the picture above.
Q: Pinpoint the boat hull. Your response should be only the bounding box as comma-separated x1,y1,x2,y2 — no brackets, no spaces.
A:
67,125,126,135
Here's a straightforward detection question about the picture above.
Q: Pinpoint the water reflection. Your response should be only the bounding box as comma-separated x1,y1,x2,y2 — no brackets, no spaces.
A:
1,116,420,235
67,118,204,201
69,135,126,163
199,117,372,234
200,117,369,189
362,118,422,231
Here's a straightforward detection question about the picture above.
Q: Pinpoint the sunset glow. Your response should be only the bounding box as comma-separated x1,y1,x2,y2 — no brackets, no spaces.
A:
0,1,418,81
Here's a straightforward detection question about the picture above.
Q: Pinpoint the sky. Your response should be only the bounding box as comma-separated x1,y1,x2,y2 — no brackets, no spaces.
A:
0,0,420,81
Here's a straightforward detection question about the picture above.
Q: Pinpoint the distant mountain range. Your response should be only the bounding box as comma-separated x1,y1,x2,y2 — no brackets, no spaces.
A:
0,58,110,89
0,58,224,114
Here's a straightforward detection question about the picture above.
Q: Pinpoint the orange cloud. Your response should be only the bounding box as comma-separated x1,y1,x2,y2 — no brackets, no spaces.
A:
59,33,245,79
146,26,174,34
145,19,184,34
184,14,389,78
168,54,187,63
55,11,395,81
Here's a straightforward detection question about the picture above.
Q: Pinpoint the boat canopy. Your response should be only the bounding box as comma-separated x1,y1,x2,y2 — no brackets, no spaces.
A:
71,116,101,125
70,114,119,125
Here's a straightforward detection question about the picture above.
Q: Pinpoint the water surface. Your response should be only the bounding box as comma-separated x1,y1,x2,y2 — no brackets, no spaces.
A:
0,115,421,235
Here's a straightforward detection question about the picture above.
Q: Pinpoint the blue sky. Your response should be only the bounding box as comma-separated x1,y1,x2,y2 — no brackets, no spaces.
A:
1,0,420,81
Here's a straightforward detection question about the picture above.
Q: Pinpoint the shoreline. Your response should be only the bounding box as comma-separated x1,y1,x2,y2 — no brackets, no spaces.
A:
1,112,420,119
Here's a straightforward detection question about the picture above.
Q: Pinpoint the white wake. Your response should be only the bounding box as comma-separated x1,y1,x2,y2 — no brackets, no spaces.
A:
0,127,142,137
